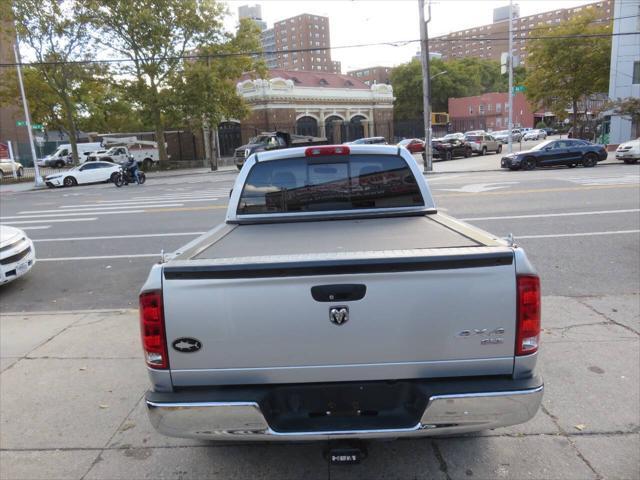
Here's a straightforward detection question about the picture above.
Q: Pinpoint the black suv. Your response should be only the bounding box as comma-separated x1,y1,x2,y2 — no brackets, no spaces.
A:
426,133,472,161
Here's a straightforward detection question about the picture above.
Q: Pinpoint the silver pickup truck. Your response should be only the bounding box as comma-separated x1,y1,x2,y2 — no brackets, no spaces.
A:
140,144,543,446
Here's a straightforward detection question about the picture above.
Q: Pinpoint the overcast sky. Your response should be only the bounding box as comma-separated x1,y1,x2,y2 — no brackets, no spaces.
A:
224,0,604,72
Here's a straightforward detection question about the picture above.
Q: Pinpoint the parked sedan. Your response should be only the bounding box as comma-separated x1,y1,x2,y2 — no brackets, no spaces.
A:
0,226,35,285
345,137,387,145
465,134,502,155
493,129,523,143
523,129,547,141
615,138,639,164
501,139,608,170
0,159,24,179
398,138,425,153
45,161,121,187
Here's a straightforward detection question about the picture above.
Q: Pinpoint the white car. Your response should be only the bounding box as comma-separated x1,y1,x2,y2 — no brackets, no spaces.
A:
44,161,121,187
0,226,35,285
616,138,640,164
523,129,547,141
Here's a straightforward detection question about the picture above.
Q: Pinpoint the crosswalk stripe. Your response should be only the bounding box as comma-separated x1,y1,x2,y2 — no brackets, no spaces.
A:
33,232,205,242
2,210,146,220
60,197,220,209
0,218,98,225
21,204,183,214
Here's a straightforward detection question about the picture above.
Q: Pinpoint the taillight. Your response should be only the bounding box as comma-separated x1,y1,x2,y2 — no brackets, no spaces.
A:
516,275,541,356
305,145,350,156
140,291,169,369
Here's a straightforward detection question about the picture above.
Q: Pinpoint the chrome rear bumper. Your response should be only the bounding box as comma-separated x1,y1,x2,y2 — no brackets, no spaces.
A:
146,381,543,441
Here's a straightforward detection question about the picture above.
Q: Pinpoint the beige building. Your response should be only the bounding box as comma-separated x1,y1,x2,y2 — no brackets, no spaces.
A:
429,0,612,66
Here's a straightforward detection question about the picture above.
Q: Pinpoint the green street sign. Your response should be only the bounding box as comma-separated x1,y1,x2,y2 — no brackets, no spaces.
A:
514,85,526,93
15,120,43,130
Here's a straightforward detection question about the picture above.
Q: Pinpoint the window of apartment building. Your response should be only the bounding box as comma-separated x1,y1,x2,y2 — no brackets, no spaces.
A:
479,104,485,115
487,103,492,113
469,106,474,115
496,117,502,127
504,103,509,112
633,61,640,84
315,41,320,46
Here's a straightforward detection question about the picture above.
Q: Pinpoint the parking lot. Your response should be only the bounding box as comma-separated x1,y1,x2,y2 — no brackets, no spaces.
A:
1,159,638,479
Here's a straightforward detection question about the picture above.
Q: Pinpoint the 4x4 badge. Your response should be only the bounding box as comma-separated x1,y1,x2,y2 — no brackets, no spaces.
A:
172,337,202,353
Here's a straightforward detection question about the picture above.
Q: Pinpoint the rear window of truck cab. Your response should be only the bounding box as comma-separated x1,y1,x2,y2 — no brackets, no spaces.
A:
237,154,424,215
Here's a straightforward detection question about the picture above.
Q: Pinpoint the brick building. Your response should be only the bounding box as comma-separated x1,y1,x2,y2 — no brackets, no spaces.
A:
0,19,30,161
347,66,392,86
223,69,394,153
448,92,535,132
429,0,612,67
263,14,341,73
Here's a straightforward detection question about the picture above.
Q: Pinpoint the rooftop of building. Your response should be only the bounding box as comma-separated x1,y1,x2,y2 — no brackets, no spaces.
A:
240,69,370,89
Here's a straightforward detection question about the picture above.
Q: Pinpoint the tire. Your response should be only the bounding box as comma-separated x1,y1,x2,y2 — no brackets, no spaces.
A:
142,159,152,170
63,176,77,187
497,145,502,153
623,158,638,164
523,157,537,170
481,146,487,156
568,163,577,168
582,153,598,168
0,170,3,179
464,147,471,158
444,151,452,161
17,167,23,177
138,172,146,184
110,172,119,183
114,173,125,187
55,160,65,168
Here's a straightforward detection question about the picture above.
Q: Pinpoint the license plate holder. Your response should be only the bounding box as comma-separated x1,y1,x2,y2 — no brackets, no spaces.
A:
16,262,29,275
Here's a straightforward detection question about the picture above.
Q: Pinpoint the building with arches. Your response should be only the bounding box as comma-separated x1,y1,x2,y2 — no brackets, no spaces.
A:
227,70,394,151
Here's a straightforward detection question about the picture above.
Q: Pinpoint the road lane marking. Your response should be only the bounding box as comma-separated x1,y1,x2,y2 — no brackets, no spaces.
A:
2,210,146,219
38,253,161,261
437,182,519,193
21,204,183,214
435,183,639,198
34,232,206,242
16,226,51,230
518,230,640,239
461,209,640,221
0,218,97,225
146,205,228,212
60,197,220,208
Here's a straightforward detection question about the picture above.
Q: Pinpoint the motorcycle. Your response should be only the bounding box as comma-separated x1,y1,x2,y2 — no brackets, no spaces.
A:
113,165,146,187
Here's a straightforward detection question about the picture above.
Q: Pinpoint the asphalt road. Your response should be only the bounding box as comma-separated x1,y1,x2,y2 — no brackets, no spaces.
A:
1,160,638,311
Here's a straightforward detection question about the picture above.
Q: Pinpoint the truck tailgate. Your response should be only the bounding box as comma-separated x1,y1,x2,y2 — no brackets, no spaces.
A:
162,246,516,387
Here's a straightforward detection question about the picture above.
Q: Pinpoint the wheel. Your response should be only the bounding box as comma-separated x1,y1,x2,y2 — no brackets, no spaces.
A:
582,153,598,167
138,172,146,184
464,148,471,158
523,157,536,170
17,167,23,177
63,176,77,187
0,170,3,179
481,146,487,156
497,145,502,153
568,163,577,168
444,151,452,161
55,160,65,168
110,172,119,183
623,158,638,164
114,173,125,187
142,159,152,170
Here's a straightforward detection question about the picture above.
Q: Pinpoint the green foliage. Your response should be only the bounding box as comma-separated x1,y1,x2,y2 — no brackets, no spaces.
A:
389,57,525,120
535,121,548,129
84,0,227,167
524,10,611,132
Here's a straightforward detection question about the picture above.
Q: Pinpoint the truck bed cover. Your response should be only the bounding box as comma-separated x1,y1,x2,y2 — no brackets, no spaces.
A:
193,215,482,261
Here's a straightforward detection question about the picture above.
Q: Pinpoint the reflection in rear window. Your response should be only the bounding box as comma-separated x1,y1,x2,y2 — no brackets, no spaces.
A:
237,155,424,215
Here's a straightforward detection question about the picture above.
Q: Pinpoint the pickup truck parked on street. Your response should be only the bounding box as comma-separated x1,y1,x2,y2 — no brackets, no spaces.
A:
141,144,543,451
234,131,327,170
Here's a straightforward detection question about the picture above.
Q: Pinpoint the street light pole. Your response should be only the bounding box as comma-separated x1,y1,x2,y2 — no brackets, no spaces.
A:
418,0,433,173
507,0,514,154
13,43,43,187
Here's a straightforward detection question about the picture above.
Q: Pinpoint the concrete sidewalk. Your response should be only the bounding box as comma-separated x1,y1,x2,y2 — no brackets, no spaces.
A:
1,294,638,479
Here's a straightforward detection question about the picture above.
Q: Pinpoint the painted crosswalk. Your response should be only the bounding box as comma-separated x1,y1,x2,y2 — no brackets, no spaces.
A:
0,188,230,229
565,174,640,186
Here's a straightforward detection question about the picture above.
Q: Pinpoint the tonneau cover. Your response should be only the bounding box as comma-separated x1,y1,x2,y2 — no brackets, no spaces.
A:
194,216,479,260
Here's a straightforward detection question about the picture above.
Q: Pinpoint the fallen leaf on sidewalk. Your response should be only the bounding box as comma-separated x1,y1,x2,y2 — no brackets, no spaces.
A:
99,404,109,409
574,424,586,431
79,367,87,371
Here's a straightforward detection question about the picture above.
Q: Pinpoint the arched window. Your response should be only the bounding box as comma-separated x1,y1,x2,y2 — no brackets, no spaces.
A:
295,116,318,137
347,115,366,142
324,115,345,144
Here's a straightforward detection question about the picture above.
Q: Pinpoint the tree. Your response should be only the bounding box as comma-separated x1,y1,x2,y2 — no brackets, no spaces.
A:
169,18,265,170
605,97,640,124
524,11,611,135
10,0,96,163
85,0,226,169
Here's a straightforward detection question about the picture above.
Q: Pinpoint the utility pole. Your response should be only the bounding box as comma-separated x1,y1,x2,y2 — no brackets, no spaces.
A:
14,43,43,187
507,0,514,154
418,0,432,173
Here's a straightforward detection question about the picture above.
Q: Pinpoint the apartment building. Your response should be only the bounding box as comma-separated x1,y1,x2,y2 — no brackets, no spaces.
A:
347,66,392,86
429,0,612,66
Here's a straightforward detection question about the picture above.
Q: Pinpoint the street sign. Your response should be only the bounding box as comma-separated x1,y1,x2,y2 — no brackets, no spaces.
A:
15,120,43,130
514,85,526,93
